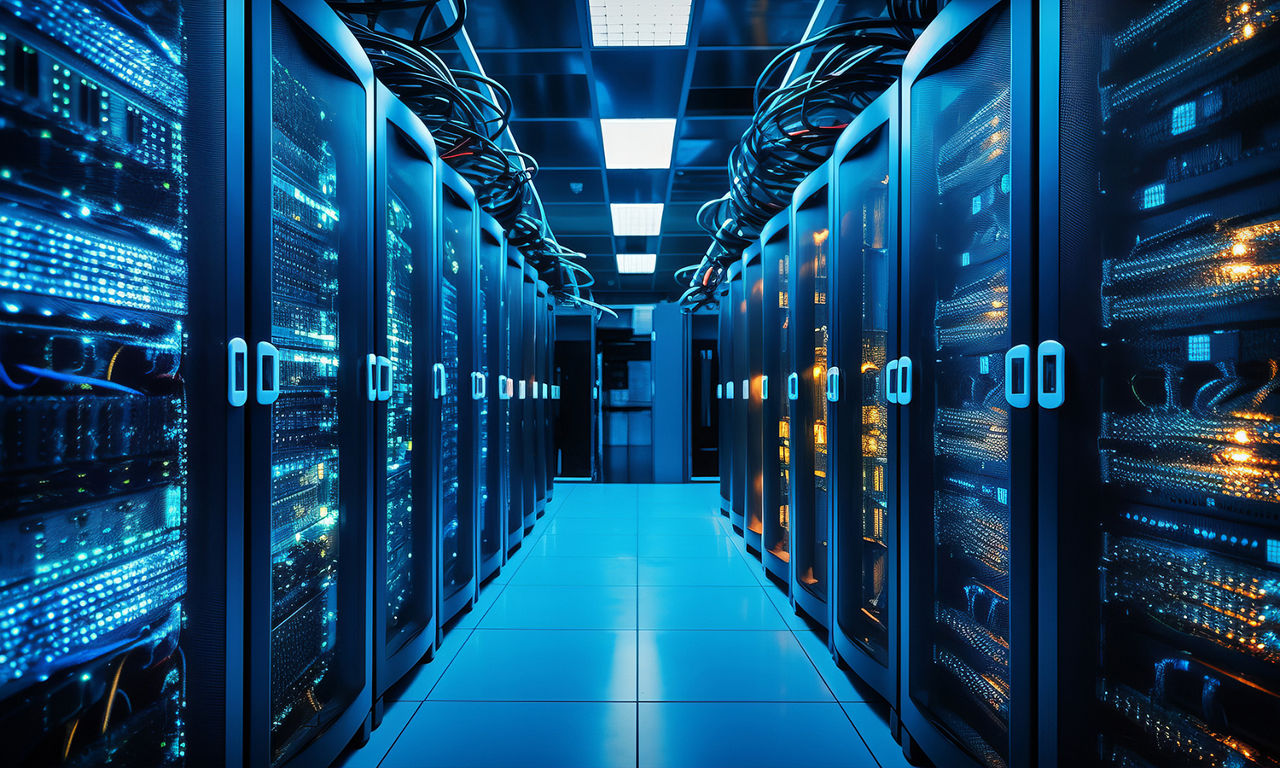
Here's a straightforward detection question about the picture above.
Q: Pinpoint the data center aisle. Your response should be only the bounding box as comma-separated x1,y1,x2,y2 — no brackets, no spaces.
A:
338,484,908,768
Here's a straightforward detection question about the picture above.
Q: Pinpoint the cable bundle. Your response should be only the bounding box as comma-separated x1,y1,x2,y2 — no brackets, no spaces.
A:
679,0,938,311
328,0,604,308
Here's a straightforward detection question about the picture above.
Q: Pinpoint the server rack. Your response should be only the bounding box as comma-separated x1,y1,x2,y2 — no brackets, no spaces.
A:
476,216,505,583
437,163,479,628
520,265,539,531
761,211,793,584
0,0,237,764
371,82,438,726
505,249,528,552
790,171,833,630
554,312,598,480
542,290,556,503
245,1,379,764
744,244,765,555
533,279,549,517
898,2,1034,767
1041,2,1280,766
829,84,901,719
718,277,734,517
728,260,747,533
690,312,720,480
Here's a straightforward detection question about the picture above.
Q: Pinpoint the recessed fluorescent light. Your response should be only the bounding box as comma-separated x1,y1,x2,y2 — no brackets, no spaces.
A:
616,253,657,274
600,119,676,169
611,203,664,236
588,0,693,47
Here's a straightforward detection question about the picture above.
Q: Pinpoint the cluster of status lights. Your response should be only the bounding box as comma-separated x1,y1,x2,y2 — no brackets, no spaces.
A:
0,213,188,315
5,0,186,106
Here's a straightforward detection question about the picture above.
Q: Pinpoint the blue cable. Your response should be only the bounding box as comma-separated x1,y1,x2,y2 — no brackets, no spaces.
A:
12,364,144,395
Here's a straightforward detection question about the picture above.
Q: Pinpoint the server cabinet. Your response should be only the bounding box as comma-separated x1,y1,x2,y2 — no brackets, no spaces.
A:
0,0,234,764
690,313,720,480
727,261,747,533
829,84,900,715
1041,2,1280,766
744,244,765,555
505,249,527,552
791,172,833,629
899,2,1034,767
437,164,479,627
533,279,549,517
542,291,556,502
520,265,538,531
476,216,505,583
372,83,437,723
718,278,734,517
554,312,597,480
245,1,378,764
761,212,793,584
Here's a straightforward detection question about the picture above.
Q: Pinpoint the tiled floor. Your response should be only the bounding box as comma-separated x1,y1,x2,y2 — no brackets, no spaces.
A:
337,483,908,768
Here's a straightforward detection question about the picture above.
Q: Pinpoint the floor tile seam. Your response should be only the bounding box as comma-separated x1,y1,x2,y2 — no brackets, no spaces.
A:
416,698,642,704
422,508,554,699
634,486,641,767
633,698,842,704
371,700,425,768
773,598,845,706
836,701,889,768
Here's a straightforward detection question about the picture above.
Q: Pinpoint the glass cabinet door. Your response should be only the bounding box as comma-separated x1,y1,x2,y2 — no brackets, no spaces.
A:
382,128,431,649
1089,3,1280,765
768,238,793,565
905,9,1015,768
0,1,191,763
265,11,369,760
477,228,500,569
440,189,471,604
793,197,831,601
835,125,893,664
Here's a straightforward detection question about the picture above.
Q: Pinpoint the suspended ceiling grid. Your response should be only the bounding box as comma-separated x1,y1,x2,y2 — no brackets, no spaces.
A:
464,0,821,305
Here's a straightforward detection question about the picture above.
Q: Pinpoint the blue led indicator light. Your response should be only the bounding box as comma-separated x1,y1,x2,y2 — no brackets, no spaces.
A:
971,195,982,214
1170,101,1196,135
1188,334,1210,362
1140,183,1165,209
979,356,989,374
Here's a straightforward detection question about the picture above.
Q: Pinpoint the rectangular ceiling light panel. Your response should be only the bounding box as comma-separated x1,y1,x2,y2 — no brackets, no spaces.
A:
600,118,676,169
589,0,693,46
616,253,658,274
611,203,664,236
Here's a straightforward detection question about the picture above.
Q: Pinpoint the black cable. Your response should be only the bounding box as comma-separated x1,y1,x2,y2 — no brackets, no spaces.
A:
329,0,605,307
681,0,938,311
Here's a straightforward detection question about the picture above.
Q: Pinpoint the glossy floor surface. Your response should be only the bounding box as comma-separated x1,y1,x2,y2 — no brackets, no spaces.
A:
337,483,908,768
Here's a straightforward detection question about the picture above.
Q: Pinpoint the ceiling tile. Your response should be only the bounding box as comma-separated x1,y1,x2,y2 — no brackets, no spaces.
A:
509,120,603,166
697,0,819,47
467,0,584,48
606,170,669,203
533,170,607,203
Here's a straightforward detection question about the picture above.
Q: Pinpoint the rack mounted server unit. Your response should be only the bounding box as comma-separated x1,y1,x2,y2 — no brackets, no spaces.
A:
476,214,505,584
898,3,1032,766
790,165,834,631
829,82,901,727
437,162,479,629
744,243,765,555
506,249,529,552
1043,1,1280,766
718,274,734,519
372,81,439,728
760,212,793,585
